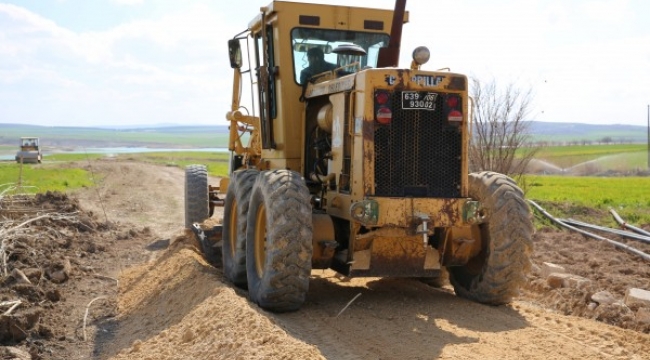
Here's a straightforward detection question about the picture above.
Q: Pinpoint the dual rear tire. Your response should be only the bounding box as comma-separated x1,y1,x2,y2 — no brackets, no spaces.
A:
223,169,313,312
222,169,258,287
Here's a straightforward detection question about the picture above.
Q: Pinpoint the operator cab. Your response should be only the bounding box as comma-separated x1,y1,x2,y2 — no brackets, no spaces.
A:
292,28,388,84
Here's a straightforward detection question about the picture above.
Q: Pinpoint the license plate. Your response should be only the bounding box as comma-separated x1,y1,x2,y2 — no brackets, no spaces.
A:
401,92,438,110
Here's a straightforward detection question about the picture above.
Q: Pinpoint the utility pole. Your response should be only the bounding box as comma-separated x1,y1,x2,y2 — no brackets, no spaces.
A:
647,104,649,169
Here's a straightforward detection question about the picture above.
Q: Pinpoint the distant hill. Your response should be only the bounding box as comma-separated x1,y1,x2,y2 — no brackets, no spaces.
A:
0,123,230,148
527,121,647,143
0,121,646,148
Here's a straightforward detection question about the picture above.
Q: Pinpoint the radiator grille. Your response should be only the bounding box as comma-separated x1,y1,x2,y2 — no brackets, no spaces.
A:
374,92,462,198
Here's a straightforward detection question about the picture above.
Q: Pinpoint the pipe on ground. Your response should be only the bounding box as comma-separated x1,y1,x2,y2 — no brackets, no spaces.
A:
528,200,650,262
560,218,650,245
609,208,650,237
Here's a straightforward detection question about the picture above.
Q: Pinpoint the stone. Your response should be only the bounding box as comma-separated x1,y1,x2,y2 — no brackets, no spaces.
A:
591,290,618,305
624,288,650,308
587,302,598,311
547,273,591,289
636,308,650,324
541,262,567,278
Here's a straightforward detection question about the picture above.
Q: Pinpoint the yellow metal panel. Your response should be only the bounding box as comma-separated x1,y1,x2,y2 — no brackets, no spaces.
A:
325,194,352,220
372,197,471,228
258,158,301,171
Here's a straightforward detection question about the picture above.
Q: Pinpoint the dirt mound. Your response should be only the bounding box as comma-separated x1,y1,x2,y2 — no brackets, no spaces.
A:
103,232,325,360
0,191,155,359
521,226,650,333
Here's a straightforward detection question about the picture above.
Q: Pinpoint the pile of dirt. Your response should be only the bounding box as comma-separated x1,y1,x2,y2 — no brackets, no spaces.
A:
0,191,155,359
521,224,650,333
97,232,324,360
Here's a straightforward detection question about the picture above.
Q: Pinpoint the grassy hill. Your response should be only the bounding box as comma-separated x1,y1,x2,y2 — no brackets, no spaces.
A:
0,123,230,148
1,121,647,149
528,121,647,143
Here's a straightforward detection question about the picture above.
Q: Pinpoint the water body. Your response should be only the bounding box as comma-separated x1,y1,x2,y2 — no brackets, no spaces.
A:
0,147,229,161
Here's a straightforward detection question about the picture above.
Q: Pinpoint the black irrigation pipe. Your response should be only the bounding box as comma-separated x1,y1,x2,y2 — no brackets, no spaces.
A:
609,208,650,237
528,200,650,262
559,218,650,245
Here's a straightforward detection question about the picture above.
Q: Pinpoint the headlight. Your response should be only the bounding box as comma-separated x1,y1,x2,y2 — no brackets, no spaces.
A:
412,46,430,66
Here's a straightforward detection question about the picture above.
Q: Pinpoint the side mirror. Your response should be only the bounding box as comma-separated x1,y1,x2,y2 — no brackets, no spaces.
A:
228,39,242,69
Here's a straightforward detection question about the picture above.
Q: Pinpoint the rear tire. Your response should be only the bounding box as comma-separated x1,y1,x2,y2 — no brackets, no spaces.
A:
184,165,209,229
448,171,533,305
222,169,258,287
246,170,313,312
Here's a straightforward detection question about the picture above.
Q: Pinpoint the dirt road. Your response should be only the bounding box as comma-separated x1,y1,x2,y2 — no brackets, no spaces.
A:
3,159,649,359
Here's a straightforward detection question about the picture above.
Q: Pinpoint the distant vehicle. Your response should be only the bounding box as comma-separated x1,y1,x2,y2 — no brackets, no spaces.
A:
15,137,42,164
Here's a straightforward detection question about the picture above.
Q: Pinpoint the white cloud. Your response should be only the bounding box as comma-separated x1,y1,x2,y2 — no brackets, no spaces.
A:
1,0,649,126
0,2,235,126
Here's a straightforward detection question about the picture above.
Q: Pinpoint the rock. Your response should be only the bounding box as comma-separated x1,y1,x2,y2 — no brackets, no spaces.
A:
47,257,72,284
48,270,68,284
530,263,541,276
21,268,42,282
591,290,618,305
587,302,598,311
10,269,31,285
624,288,650,309
182,328,195,343
0,346,31,360
46,289,62,302
547,273,591,289
541,262,567,278
636,308,650,324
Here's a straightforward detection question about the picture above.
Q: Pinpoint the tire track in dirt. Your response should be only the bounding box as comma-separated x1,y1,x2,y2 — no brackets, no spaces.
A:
268,272,650,360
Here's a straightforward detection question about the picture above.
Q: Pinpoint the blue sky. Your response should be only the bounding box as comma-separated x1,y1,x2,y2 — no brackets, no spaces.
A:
1,0,649,127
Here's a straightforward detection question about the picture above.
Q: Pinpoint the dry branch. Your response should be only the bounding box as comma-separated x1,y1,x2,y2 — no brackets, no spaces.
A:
336,293,362,318
94,274,119,287
1,300,22,316
83,296,109,341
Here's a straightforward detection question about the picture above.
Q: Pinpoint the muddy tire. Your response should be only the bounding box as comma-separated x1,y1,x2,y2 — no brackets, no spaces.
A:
448,171,533,305
184,165,209,229
246,170,313,312
222,169,258,287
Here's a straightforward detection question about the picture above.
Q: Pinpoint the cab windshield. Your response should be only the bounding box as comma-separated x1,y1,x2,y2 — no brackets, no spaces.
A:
291,27,389,84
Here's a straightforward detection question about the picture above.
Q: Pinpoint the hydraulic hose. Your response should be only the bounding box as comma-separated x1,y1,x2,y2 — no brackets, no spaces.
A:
528,200,650,262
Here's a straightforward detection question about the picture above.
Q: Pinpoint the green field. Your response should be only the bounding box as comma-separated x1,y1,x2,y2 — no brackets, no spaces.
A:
531,144,648,169
0,163,95,194
0,151,230,196
117,151,230,177
524,175,650,226
2,147,649,228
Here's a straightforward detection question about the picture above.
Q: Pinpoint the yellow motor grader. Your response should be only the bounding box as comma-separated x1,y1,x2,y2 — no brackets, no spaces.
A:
185,0,533,312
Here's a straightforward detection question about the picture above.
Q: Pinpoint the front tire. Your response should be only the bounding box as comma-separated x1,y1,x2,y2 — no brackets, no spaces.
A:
222,169,258,287
245,170,313,312
448,171,533,305
184,165,209,229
